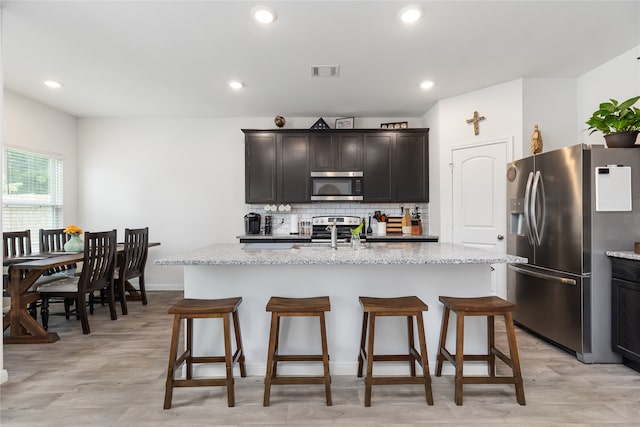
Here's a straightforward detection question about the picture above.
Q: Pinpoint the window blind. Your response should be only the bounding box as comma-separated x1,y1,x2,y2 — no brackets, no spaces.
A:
2,147,64,251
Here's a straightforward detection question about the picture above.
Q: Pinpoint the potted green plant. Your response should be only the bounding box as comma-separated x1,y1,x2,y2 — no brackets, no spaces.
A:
586,95,640,147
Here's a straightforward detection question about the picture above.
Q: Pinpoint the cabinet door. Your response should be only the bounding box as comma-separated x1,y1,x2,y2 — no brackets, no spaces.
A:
363,133,394,202
395,133,428,202
612,277,640,363
245,133,277,203
336,134,363,170
279,134,310,203
310,134,333,171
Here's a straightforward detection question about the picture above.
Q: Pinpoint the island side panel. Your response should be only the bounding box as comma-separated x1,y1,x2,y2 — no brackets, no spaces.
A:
183,262,492,377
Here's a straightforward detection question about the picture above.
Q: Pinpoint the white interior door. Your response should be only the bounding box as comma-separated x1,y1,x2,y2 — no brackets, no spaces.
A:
452,139,510,297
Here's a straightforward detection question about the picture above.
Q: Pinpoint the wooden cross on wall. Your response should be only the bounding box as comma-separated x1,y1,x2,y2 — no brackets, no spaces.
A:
466,111,486,135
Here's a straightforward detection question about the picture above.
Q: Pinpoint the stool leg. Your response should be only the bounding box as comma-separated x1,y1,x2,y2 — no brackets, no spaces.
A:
416,312,434,405
364,313,376,407
357,311,369,377
232,309,247,377
435,307,450,376
263,312,279,406
454,312,465,406
505,312,526,405
186,318,193,380
272,316,281,377
319,312,332,406
407,315,416,376
488,315,496,377
163,314,182,409
223,312,235,407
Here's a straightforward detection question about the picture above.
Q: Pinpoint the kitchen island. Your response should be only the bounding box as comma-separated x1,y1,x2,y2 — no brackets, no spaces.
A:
156,242,526,376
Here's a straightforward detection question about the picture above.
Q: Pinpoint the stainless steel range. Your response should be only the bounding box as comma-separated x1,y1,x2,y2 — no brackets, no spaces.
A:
311,216,363,242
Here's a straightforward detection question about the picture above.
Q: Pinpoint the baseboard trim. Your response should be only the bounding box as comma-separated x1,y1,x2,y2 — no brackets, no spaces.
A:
146,283,184,292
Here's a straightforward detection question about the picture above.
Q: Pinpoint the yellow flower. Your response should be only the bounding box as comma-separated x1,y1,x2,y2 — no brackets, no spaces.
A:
64,225,83,235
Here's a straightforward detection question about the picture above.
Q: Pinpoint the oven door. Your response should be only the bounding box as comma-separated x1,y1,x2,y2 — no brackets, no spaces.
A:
310,172,363,201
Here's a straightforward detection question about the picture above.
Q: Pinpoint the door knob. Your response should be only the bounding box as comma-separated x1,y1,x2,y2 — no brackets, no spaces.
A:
497,234,504,240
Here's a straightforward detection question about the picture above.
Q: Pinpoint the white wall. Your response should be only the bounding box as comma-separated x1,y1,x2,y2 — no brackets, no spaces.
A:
523,79,578,152
3,91,78,223
577,44,640,145
77,115,423,288
426,79,524,242
422,103,441,237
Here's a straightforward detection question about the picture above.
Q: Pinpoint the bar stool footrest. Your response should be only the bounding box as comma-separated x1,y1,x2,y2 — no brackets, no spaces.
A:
274,354,325,362
173,378,232,387
269,376,329,385
367,376,429,385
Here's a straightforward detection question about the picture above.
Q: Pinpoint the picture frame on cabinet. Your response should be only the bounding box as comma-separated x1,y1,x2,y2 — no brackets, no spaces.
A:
335,117,355,129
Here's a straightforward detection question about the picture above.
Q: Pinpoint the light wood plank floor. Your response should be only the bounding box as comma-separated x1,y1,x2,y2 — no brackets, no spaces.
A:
2,291,640,426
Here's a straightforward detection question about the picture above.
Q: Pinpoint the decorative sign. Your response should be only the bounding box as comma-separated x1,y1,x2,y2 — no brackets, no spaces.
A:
466,111,485,135
381,121,408,129
507,166,517,182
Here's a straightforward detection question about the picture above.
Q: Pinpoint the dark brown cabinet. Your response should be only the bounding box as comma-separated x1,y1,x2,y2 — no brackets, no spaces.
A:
244,131,309,203
244,128,428,204
310,133,363,171
363,133,394,202
363,131,429,202
609,256,640,372
245,132,277,203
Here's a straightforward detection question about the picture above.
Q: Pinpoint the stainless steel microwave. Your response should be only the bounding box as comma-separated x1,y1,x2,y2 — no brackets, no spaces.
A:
310,171,364,201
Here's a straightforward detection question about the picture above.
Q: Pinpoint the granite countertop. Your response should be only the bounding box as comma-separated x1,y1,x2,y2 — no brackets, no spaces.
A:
606,251,640,261
236,234,440,241
155,242,527,266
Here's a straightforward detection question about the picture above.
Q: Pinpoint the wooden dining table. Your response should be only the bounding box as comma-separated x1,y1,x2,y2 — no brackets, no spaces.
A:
3,242,160,344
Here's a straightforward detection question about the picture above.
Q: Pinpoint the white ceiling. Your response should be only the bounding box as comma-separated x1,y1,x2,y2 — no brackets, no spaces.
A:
2,0,639,119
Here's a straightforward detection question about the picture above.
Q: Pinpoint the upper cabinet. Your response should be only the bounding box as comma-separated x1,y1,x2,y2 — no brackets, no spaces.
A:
310,133,363,171
244,131,309,204
244,128,428,204
362,131,429,202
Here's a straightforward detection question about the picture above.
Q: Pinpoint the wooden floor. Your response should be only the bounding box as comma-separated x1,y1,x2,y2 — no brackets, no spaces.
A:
2,291,640,426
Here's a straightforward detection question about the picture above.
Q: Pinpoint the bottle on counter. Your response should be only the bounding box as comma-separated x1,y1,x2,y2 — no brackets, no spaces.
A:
402,207,412,234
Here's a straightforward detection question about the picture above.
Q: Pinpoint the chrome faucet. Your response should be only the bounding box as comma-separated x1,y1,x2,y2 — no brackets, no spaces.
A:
327,220,338,249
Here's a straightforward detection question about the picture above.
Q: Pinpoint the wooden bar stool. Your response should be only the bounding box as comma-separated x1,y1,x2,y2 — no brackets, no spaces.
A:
435,296,525,406
263,296,332,406
163,297,246,409
357,296,434,407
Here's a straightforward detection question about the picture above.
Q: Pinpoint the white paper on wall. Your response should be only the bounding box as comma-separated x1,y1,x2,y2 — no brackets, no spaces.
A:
595,165,632,212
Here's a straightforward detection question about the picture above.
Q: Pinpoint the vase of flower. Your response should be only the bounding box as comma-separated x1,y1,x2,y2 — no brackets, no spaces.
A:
63,225,85,252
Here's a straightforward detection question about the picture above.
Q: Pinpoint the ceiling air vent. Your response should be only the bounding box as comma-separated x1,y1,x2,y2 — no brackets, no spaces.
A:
311,65,340,77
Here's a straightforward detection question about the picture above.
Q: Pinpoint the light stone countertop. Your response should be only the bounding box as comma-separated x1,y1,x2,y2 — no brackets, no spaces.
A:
155,242,527,266
606,251,640,261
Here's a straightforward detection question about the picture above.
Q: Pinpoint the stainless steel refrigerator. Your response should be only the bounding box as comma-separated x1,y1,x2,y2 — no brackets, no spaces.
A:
506,143,640,363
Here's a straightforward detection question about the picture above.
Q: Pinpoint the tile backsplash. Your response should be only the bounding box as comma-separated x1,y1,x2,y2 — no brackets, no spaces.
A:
245,203,430,236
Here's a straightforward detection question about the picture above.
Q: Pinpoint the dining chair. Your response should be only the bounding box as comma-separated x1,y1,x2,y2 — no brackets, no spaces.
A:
38,230,118,334
2,230,38,319
39,228,79,277
113,227,149,315
39,228,81,319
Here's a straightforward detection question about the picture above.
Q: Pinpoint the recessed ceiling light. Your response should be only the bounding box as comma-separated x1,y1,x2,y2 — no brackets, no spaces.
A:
420,80,435,90
399,5,423,23
228,80,245,90
251,6,277,24
43,80,63,89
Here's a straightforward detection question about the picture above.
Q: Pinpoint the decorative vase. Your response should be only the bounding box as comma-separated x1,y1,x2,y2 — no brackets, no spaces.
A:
64,234,84,252
604,131,639,148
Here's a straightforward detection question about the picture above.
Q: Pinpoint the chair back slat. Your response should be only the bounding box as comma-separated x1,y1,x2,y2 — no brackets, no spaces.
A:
3,230,32,258
39,228,77,275
79,230,117,294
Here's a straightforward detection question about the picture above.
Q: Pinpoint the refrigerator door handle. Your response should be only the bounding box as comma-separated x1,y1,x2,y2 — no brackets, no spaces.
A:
523,171,535,245
530,170,545,246
510,265,577,285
